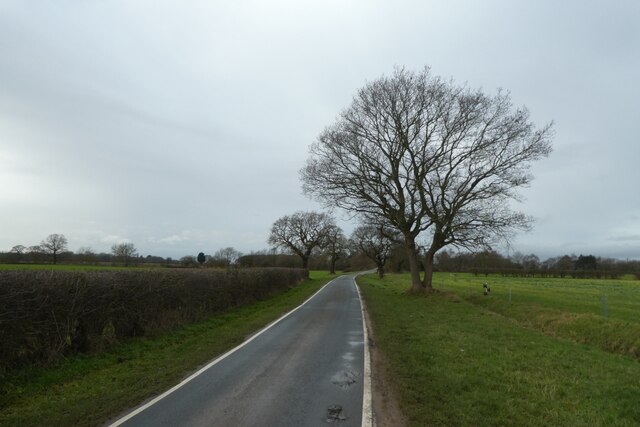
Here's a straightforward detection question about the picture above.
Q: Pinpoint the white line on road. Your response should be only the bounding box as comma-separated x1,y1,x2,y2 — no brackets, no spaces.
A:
108,276,338,427
355,276,374,427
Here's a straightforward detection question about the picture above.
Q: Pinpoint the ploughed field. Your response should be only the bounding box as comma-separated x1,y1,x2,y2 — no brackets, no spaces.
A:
357,272,640,426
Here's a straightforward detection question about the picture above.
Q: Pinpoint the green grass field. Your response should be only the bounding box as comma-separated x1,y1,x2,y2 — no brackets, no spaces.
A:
0,271,336,427
437,273,640,322
432,273,640,358
358,273,640,426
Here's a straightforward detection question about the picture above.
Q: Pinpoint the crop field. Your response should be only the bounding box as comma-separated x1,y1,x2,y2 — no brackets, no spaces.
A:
358,273,640,426
0,263,156,271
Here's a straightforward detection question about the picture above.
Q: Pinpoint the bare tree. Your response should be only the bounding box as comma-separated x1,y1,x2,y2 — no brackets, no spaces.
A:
301,67,553,291
41,234,68,265
324,224,347,274
211,247,242,268
268,211,335,269
521,254,541,271
180,255,198,267
351,224,398,278
9,245,26,262
10,245,26,254
111,242,138,266
27,245,44,263
77,246,96,264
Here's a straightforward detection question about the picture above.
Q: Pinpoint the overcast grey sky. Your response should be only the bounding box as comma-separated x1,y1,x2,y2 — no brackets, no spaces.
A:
1,0,639,260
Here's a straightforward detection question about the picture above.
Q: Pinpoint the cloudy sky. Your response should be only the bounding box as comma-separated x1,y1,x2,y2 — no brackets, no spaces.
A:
1,0,639,260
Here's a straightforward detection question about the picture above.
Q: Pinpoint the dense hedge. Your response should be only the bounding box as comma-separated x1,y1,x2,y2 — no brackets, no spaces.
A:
0,268,307,374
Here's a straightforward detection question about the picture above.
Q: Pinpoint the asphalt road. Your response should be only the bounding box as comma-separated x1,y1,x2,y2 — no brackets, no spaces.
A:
109,274,368,427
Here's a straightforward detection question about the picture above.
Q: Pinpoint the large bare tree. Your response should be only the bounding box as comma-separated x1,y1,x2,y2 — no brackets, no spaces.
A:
268,211,335,269
301,67,553,291
41,234,68,265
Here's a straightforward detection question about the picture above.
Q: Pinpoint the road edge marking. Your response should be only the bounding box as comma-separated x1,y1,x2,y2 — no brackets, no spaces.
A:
355,276,374,427
108,276,338,427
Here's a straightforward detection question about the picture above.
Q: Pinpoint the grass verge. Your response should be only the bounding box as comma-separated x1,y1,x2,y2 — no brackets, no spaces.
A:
0,271,335,427
358,273,640,426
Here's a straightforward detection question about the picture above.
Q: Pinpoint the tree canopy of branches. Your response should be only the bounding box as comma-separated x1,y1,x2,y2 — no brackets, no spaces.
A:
351,224,398,278
111,242,138,267
575,254,597,270
268,211,335,269
324,224,348,274
211,247,242,268
302,67,553,291
10,245,26,255
41,234,68,265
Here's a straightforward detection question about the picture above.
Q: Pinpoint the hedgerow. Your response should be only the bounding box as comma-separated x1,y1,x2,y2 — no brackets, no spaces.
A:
0,268,307,374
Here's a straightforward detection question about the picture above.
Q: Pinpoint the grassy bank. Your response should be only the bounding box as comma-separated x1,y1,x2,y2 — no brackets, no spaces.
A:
358,273,640,426
0,271,335,427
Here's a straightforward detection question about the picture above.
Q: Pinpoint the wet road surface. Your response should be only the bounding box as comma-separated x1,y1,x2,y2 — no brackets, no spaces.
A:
109,275,366,427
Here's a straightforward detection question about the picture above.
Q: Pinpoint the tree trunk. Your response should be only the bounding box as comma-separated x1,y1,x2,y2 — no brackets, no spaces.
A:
404,236,423,291
421,249,436,291
329,257,336,275
421,226,446,292
376,255,385,278
301,255,309,269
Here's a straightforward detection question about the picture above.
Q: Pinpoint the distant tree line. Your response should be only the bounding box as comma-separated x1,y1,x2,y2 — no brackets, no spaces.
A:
1,234,167,266
434,250,640,279
3,232,638,280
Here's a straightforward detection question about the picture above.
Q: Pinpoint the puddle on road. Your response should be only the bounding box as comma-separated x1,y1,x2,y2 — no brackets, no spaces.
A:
326,404,347,423
342,352,355,362
331,370,358,389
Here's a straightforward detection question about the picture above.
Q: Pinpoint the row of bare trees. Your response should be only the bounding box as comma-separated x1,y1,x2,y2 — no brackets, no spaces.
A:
267,211,346,274
9,234,69,265
266,210,639,279
180,247,244,268
267,211,400,277
6,234,139,266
